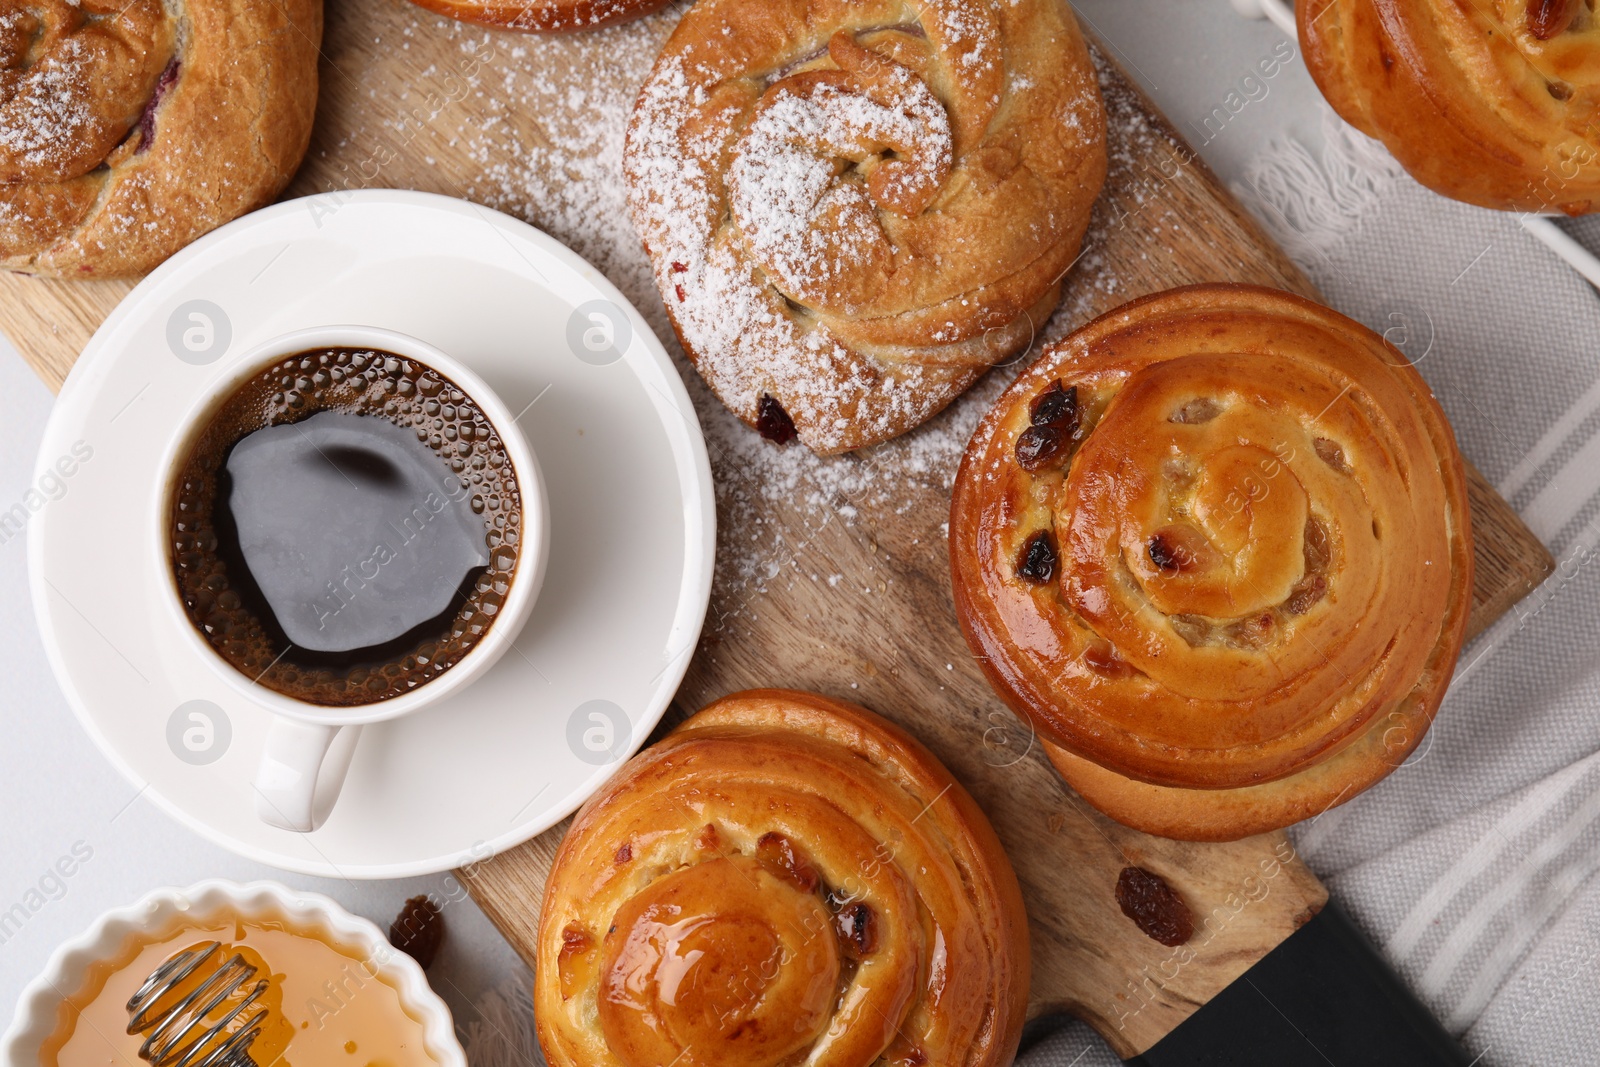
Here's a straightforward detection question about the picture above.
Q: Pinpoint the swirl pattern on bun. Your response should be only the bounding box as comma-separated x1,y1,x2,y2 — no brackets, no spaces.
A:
534,689,1029,1067
951,284,1473,840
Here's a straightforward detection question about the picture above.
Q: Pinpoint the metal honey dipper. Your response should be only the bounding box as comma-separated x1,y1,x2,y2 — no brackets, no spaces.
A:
125,942,269,1067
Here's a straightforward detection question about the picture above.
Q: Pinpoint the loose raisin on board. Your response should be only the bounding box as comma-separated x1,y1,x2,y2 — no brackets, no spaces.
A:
756,394,797,445
1016,530,1059,584
1115,867,1193,947
390,895,445,968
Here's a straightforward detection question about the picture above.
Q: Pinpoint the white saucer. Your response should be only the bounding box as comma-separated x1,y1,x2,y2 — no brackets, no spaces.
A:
28,190,715,878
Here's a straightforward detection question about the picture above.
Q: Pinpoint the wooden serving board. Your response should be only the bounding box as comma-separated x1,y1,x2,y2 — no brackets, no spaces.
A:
1,2,1555,1059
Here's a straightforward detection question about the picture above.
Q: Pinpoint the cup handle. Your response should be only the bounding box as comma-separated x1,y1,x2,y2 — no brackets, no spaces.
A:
254,717,363,832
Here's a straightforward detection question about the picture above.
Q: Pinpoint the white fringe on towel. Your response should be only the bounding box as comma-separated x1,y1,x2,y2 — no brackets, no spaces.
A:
1232,106,1406,264
461,972,545,1067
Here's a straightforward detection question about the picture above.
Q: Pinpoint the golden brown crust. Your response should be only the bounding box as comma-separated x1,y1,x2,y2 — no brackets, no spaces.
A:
950,284,1473,841
623,0,1106,455
402,0,668,33
1302,0,1600,213
534,689,1030,1067
0,0,322,279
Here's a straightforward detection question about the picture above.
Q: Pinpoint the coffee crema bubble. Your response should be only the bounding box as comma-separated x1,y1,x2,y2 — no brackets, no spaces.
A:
169,348,522,706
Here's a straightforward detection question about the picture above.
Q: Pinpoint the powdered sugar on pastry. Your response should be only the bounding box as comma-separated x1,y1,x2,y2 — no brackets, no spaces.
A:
0,2,171,183
630,55,960,449
0,39,95,175
625,0,1106,454
0,0,321,278
729,74,952,303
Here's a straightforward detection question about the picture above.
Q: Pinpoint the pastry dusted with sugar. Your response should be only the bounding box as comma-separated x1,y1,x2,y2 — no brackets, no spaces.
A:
950,284,1474,841
1302,0,1600,212
0,0,321,278
534,689,1029,1067
624,0,1107,454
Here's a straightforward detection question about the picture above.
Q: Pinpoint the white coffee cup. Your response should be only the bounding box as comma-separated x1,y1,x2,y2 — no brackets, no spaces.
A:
153,325,548,833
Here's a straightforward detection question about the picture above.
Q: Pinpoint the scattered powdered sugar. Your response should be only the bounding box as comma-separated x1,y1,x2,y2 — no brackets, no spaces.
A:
438,22,675,313
0,36,96,174
332,14,1181,595
502,0,658,31
925,0,1000,79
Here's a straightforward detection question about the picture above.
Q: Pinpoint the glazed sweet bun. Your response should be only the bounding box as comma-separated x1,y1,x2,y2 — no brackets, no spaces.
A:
950,284,1473,841
1302,0,1600,212
624,0,1107,454
402,0,667,33
0,0,322,278
534,689,1030,1067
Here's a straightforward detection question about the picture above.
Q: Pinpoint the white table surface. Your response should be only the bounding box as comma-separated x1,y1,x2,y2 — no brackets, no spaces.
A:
0,0,1366,1052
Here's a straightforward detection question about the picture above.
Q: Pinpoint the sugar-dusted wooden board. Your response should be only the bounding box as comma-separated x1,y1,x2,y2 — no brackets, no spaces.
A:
1,2,1554,1058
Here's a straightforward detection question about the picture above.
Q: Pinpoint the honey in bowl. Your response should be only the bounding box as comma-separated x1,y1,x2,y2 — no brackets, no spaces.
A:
41,908,440,1066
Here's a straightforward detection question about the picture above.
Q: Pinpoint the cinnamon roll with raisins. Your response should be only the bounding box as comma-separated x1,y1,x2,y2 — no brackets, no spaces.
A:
534,689,1029,1067
951,284,1473,841
1302,0,1600,212
0,0,321,278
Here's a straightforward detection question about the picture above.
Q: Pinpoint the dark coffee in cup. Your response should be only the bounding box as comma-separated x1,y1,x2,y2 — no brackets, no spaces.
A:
169,348,523,706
